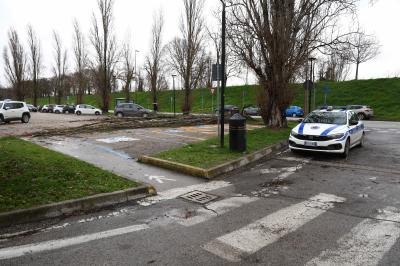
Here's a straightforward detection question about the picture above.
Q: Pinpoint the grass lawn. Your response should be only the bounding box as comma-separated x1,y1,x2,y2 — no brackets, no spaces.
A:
154,124,294,169
0,137,138,213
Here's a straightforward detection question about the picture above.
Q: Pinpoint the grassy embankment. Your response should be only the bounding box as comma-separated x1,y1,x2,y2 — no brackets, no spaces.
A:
0,137,138,213
31,78,400,121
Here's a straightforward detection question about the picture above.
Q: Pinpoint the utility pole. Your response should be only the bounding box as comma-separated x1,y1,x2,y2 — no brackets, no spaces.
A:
172,75,176,117
219,0,226,148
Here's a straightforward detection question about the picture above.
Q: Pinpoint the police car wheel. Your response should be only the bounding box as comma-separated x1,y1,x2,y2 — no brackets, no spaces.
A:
358,133,365,147
341,139,350,158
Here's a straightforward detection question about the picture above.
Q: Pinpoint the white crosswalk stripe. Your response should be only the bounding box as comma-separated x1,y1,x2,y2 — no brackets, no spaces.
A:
171,196,259,227
306,207,400,266
202,193,346,262
0,224,149,260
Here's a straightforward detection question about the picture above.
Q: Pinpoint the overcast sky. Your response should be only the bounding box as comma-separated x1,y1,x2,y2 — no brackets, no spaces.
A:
0,0,399,88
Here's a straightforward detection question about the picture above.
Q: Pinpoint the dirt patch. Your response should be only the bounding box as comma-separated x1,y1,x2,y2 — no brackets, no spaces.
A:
30,114,218,137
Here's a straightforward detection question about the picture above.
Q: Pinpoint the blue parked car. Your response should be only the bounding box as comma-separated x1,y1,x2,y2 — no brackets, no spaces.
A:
286,106,304,117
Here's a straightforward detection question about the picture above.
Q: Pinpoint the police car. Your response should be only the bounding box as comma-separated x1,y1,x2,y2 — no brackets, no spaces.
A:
289,108,365,158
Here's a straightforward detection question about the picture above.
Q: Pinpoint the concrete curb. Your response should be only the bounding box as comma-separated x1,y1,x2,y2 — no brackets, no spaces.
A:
0,185,156,228
138,140,288,179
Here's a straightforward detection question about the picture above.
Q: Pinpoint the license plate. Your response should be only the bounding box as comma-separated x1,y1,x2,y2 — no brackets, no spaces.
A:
304,141,317,147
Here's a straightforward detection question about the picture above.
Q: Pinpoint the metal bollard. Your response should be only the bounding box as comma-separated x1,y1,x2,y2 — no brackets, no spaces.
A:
229,113,247,152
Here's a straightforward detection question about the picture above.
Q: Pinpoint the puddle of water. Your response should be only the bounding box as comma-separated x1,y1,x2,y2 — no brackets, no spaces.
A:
96,136,140,144
165,129,184,134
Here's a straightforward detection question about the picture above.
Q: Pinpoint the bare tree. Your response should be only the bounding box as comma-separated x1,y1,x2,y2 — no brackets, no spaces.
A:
144,10,165,111
226,0,358,127
3,28,26,101
26,25,42,106
120,41,134,102
52,31,68,104
167,0,207,115
206,14,242,84
90,0,119,112
72,19,88,104
348,29,380,80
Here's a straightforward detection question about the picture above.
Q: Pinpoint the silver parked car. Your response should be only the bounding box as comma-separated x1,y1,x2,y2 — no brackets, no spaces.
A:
114,103,152,118
346,105,374,120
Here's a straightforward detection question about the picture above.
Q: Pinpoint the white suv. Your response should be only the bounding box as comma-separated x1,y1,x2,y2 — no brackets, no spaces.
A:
0,101,31,124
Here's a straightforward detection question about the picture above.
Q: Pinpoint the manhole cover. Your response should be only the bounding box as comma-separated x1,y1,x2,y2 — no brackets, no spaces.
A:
179,191,219,204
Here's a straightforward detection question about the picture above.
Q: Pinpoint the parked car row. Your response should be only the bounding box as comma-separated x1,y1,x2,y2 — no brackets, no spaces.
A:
241,105,305,118
36,104,102,116
318,105,374,120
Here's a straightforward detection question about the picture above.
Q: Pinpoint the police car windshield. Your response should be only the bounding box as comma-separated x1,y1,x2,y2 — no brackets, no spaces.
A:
303,112,347,125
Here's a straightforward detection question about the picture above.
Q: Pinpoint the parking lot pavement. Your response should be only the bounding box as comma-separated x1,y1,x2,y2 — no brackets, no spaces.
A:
0,112,105,137
3,121,400,265
30,124,262,191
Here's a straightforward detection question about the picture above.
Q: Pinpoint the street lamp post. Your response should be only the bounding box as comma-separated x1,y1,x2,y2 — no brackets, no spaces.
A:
134,50,139,103
172,75,177,117
308,57,316,113
219,0,226,148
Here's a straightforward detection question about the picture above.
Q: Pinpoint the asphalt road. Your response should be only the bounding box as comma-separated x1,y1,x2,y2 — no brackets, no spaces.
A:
1,120,400,265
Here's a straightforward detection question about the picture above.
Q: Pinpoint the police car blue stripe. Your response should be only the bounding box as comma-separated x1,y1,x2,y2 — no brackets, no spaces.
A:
320,125,342,136
298,123,305,134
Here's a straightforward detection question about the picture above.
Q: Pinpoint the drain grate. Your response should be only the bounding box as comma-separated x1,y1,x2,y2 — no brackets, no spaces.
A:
179,191,219,204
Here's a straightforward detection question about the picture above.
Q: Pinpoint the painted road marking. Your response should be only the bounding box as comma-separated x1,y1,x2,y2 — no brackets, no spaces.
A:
145,175,176,184
306,207,400,266
203,193,346,262
172,196,259,227
137,181,232,206
0,224,149,260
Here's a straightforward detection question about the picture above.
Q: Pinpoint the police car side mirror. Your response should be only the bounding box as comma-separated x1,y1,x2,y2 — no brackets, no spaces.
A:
297,119,303,123
4,107,10,110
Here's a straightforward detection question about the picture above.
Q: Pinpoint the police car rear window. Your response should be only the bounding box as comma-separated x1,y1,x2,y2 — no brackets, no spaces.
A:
303,112,347,125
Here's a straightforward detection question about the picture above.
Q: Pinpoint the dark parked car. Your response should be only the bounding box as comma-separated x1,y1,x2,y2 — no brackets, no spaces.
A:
27,104,38,112
242,105,261,116
47,104,56,113
114,103,152,118
215,105,240,117
63,105,76,114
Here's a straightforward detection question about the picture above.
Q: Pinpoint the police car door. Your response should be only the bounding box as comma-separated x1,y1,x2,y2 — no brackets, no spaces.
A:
348,111,361,145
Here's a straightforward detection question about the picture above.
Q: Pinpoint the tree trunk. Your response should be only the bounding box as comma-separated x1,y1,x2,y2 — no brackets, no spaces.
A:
355,62,359,80
258,79,288,128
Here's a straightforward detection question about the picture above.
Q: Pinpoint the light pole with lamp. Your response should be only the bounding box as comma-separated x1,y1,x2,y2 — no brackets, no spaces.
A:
219,0,226,148
134,50,139,103
308,57,316,113
172,75,177,117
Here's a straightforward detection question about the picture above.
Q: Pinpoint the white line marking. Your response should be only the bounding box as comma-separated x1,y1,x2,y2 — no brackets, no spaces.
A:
151,130,206,141
306,207,400,266
0,224,149,260
145,175,176,184
172,196,259,227
137,181,232,206
203,193,345,262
